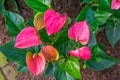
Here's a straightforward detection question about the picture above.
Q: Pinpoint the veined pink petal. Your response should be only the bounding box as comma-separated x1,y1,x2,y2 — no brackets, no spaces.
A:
77,46,91,60
111,0,120,10
68,21,90,45
41,45,59,61
15,27,42,48
68,46,91,60
68,50,79,57
26,52,46,75
44,9,68,36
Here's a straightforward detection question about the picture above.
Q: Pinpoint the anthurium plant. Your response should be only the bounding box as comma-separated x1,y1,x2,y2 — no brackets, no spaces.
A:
0,0,120,80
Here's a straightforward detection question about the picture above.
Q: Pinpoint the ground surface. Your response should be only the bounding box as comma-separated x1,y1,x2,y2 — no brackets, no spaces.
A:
0,0,120,80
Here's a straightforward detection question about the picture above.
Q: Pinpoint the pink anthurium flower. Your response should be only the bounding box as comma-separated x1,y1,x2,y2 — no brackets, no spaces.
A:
26,52,46,75
111,0,120,10
41,45,59,61
68,46,91,60
68,21,90,45
44,9,68,36
15,27,42,48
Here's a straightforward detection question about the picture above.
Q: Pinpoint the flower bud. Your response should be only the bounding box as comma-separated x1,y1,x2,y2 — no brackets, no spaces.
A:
34,12,45,30
41,45,59,61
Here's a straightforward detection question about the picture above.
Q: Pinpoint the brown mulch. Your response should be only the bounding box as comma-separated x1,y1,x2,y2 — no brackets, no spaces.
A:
0,0,120,80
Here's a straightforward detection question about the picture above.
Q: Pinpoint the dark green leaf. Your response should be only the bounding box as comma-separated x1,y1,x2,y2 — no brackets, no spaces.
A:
44,62,54,78
82,0,95,4
53,29,69,46
86,8,98,34
0,41,27,66
75,6,90,21
11,0,19,11
88,32,97,48
105,19,120,46
39,28,51,43
98,0,111,11
53,29,75,54
53,29,74,54
60,57,81,79
55,40,74,55
54,63,76,80
3,11,25,37
94,11,112,25
0,0,5,12
18,65,28,72
26,18,34,26
25,0,49,12
87,45,119,70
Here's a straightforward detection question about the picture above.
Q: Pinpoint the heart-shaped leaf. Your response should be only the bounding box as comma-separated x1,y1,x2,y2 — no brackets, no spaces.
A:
3,11,25,37
0,41,27,66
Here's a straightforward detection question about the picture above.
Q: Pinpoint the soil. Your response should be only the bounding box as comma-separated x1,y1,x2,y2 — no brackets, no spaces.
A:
0,0,120,80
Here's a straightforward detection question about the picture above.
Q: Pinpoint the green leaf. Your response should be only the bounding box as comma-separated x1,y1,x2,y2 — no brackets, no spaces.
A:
53,29,74,54
94,11,112,25
11,0,19,11
26,18,34,26
18,65,28,72
60,57,81,79
82,0,95,4
54,63,76,80
86,8,98,34
3,11,25,37
0,41,27,66
87,45,119,70
44,62,54,78
98,0,111,11
105,19,120,46
25,0,49,12
75,5,90,21
88,32,97,48
0,0,5,12
91,44,100,61
41,0,52,7
53,29,69,46
55,40,74,55
39,28,51,43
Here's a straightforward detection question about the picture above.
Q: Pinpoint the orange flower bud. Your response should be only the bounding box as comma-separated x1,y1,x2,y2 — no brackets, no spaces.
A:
34,12,45,30
41,45,59,61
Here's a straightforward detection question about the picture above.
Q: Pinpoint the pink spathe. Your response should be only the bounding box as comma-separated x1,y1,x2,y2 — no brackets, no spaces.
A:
111,0,120,10
68,46,91,60
44,9,68,35
26,52,46,75
68,21,90,45
15,27,42,48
